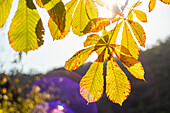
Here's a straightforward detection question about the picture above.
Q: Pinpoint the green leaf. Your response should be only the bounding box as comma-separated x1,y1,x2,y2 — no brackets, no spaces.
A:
0,0,13,28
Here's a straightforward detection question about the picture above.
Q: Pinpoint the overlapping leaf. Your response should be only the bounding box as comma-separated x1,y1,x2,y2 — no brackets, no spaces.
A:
48,0,78,40
72,0,90,36
82,18,111,34
48,1,66,32
35,0,60,11
113,45,145,80
128,2,147,22
8,0,43,52
0,0,13,28
121,22,139,59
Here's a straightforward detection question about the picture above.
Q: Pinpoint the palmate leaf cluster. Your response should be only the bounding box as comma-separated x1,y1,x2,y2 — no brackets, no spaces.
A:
0,0,170,106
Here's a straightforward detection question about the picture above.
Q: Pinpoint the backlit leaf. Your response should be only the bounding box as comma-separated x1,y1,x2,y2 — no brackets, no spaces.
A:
35,0,60,11
8,0,42,52
125,61,145,80
128,20,146,47
95,0,105,6
64,46,95,71
113,46,139,67
133,9,147,22
109,21,123,44
80,61,104,103
122,22,139,59
72,0,90,36
26,0,36,9
0,0,13,28
106,57,131,106
64,0,78,34
35,0,50,7
128,11,133,21
84,34,101,47
131,1,142,8
160,0,170,5
48,1,65,32
85,0,98,19
36,19,44,47
48,18,67,40
111,17,121,23
48,0,78,40
149,0,156,12
82,18,111,34
113,45,145,80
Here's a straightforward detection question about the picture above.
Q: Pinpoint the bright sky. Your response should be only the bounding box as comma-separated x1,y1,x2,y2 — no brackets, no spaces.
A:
0,0,170,74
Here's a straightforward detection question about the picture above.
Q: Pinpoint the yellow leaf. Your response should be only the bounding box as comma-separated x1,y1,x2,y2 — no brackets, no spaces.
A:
109,21,123,44
160,0,170,4
48,18,67,40
133,10,147,22
49,0,78,40
80,61,104,103
95,0,105,6
85,0,98,19
0,0,13,28
84,34,101,47
8,0,42,52
113,45,145,80
64,46,95,71
149,0,156,12
131,1,142,8
48,1,65,32
125,61,145,80
82,18,111,34
35,0,60,11
72,0,90,36
111,17,122,23
128,11,133,21
128,20,146,47
97,47,112,62
65,0,78,34
106,57,131,106
112,44,139,68
122,22,139,59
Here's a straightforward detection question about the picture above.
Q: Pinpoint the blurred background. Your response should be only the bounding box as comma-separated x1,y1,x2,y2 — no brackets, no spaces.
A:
0,0,170,112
